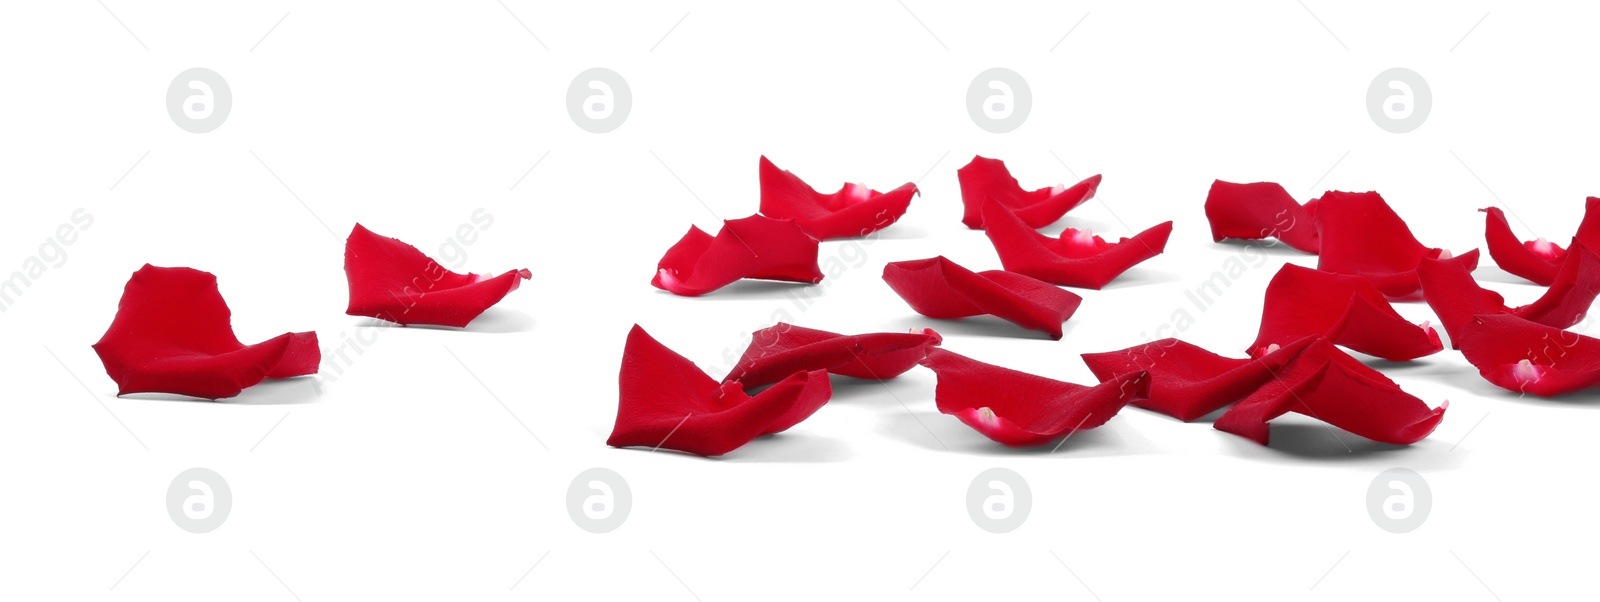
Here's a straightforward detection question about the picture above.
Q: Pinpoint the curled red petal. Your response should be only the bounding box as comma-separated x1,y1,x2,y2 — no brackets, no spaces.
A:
91,265,319,400
757,156,918,240
1081,336,1316,421
1419,245,1600,348
982,200,1171,289
1482,207,1564,285
881,256,1082,339
1452,314,1600,397
1314,190,1477,298
957,155,1100,229
1214,338,1446,446
725,323,941,388
1250,264,1441,361
920,349,1148,447
651,215,823,296
609,325,833,456
1204,180,1320,253
344,224,530,327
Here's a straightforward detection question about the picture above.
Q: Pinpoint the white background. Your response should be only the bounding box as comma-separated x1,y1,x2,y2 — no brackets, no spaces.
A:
1,1,1596,600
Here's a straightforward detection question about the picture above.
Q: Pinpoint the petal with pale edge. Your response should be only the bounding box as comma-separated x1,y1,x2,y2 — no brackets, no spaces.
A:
1418,246,1600,348
345,224,530,327
651,215,823,296
957,155,1100,229
1250,264,1441,361
921,349,1147,447
1314,190,1477,299
725,323,941,388
983,200,1171,289
882,256,1082,339
1204,180,1320,254
758,156,918,240
1453,314,1600,397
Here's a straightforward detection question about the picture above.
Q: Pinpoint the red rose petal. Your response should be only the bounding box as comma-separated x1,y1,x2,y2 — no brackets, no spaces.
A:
1204,180,1320,254
1418,245,1600,348
982,200,1172,289
1453,314,1600,397
609,325,833,456
758,156,918,240
881,256,1082,339
1314,190,1477,299
957,155,1100,229
1214,338,1446,445
91,265,319,400
1081,336,1316,422
1249,264,1442,361
920,349,1148,447
1482,207,1565,285
725,323,941,388
344,224,530,327
651,215,824,296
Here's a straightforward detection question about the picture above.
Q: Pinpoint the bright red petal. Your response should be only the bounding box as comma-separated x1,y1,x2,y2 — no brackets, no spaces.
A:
1419,246,1600,348
1204,180,1320,253
725,323,941,388
1482,207,1564,285
609,325,833,456
1250,264,1441,361
1081,337,1315,421
920,349,1148,447
1453,315,1600,397
757,156,918,240
651,215,823,296
344,224,530,327
982,200,1171,289
91,265,319,400
957,156,1099,229
881,256,1082,339
1314,190,1477,298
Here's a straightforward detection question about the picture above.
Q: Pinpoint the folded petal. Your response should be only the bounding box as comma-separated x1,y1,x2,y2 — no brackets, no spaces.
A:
1214,338,1446,445
1204,180,1320,253
725,323,941,388
1452,315,1600,397
1081,336,1316,421
651,215,824,296
1250,264,1441,361
609,325,833,456
1314,190,1477,298
344,224,530,327
982,200,1171,289
1419,245,1600,348
957,156,1100,229
1482,207,1565,285
881,256,1082,339
920,349,1148,447
91,265,319,400
758,156,918,240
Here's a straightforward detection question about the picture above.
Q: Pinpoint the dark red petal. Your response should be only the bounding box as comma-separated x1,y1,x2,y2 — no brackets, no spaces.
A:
881,256,1082,339
982,200,1171,289
725,323,941,388
956,155,1099,229
920,349,1147,447
1453,315,1600,397
651,215,823,296
1204,180,1320,254
609,325,833,456
1419,246,1600,348
1314,190,1477,298
1081,336,1315,422
1214,338,1446,445
1250,264,1441,361
91,265,319,400
1482,207,1563,285
757,156,918,240
344,224,530,327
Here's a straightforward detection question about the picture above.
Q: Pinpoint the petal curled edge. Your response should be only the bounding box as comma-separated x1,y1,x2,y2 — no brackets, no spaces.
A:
609,325,833,456
1250,264,1441,361
881,256,1082,339
1453,314,1600,397
758,156,918,240
1482,207,1564,285
957,155,1100,229
92,265,320,400
651,215,824,296
983,200,1172,289
1081,336,1317,422
1204,180,1320,254
344,224,530,327
920,349,1148,447
1314,190,1477,299
1418,246,1600,348
725,323,942,388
